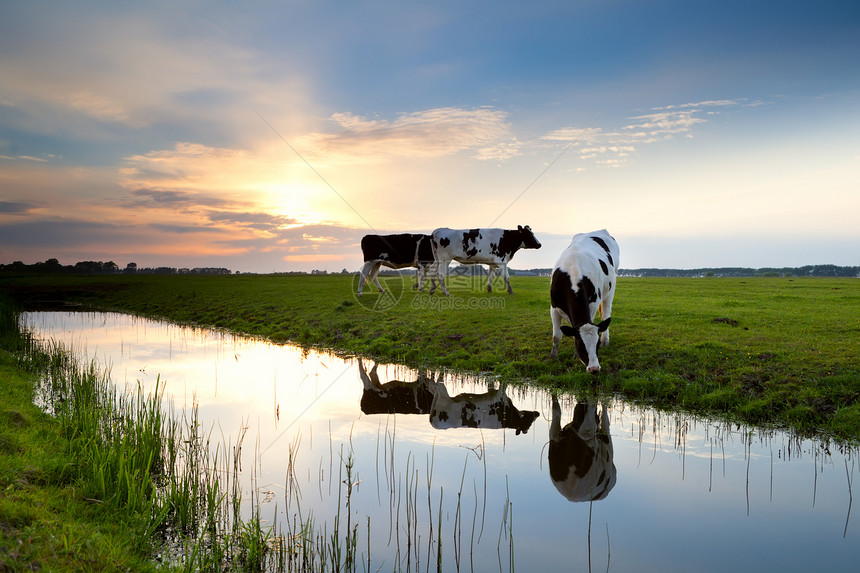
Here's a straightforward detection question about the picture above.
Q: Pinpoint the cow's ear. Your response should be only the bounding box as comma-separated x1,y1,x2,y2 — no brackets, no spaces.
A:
518,225,523,231
596,317,611,332
560,325,577,337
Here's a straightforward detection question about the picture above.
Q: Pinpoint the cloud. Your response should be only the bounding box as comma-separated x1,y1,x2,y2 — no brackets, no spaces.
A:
541,99,745,167
0,201,37,214
0,154,53,163
299,107,521,164
0,5,313,145
206,211,300,232
149,223,229,235
126,188,228,209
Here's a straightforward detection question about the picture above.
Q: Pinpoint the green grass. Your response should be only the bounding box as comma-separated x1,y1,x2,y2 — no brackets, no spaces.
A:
2,272,859,440
0,321,167,570
0,291,396,572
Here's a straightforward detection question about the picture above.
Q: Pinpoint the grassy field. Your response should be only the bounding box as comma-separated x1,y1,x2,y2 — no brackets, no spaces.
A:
2,272,859,440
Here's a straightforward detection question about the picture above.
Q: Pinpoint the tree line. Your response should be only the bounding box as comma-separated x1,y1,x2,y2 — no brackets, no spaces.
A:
0,259,232,275
614,265,860,278
514,265,860,278
2,259,857,278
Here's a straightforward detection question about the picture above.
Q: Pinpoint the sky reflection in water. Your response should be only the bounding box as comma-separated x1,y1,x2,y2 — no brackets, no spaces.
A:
23,311,859,572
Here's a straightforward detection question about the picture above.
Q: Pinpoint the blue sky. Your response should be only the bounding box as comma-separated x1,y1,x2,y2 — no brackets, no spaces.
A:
1,0,858,272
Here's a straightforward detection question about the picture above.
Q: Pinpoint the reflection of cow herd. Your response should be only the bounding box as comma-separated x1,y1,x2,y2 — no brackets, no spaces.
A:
359,359,617,502
359,227,619,374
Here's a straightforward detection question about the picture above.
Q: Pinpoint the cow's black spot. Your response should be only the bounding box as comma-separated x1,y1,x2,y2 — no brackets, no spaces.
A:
591,236,614,266
461,229,481,252
580,276,598,304
591,236,609,253
440,237,450,248
599,260,608,275
496,229,520,260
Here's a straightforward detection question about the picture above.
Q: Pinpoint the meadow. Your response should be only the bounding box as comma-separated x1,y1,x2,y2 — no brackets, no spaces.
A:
2,272,859,440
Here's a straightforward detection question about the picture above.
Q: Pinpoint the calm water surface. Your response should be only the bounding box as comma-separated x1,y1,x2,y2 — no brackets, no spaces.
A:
23,311,859,572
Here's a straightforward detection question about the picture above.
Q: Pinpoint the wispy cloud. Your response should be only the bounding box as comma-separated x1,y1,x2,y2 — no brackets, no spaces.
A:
299,106,521,164
542,99,746,167
0,201,38,214
206,211,300,232
0,154,54,163
126,188,229,209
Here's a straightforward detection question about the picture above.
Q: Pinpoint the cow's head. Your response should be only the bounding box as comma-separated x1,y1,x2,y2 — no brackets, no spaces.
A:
560,318,611,374
517,225,542,250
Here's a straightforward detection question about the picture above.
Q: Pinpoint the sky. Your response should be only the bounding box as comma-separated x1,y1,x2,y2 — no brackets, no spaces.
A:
1,0,859,273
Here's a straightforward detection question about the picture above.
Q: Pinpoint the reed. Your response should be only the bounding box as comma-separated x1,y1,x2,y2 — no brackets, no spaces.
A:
3,299,520,572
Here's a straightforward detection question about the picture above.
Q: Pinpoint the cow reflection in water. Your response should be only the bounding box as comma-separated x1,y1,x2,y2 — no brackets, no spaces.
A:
358,359,539,435
549,395,617,502
358,358,434,415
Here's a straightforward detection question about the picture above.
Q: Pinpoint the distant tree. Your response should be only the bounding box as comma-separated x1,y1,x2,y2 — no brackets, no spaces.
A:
124,262,137,274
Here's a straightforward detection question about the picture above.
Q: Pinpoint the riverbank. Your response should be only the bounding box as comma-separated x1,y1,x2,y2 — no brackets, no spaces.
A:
2,273,858,441
0,299,169,571
0,296,336,572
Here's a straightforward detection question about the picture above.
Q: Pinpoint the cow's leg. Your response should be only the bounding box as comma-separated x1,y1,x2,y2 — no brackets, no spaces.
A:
437,260,451,296
502,264,513,294
598,295,614,347
358,261,378,295
358,358,381,390
368,262,385,293
415,265,424,291
427,261,437,294
550,394,562,442
550,307,565,358
486,265,498,293
418,264,439,293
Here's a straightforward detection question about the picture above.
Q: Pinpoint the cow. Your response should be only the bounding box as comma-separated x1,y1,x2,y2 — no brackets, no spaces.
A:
550,229,619,374
548,395,617,502
428,226,542,295
428,382,539,435
357,233,435,296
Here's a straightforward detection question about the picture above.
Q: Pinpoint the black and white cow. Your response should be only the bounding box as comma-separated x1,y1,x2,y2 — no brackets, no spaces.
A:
428,382,539,435
429,226,542,295
550,229,619,373
358,233,435,296
548,395,616,502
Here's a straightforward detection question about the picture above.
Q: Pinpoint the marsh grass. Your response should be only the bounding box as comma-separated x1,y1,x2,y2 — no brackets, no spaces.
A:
5,305,510,571
4,298,420,571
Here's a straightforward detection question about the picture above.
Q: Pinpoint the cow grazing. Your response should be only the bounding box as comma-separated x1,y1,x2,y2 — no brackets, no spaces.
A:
358,233,435,295
548,395,616,502
429,226,542,295
428,382,539,435
550,229,619,373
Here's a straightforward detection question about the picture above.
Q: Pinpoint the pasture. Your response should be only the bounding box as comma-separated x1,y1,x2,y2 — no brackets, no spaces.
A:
2,272,859,440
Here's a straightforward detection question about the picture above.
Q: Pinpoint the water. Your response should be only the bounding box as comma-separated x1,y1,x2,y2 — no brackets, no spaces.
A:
22,311,859,572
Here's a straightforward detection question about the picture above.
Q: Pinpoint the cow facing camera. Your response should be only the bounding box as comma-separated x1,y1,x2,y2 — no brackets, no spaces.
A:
352,270,406,311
